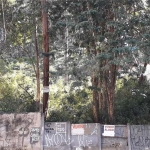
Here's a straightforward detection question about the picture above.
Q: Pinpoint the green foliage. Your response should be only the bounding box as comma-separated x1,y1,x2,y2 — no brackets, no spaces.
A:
47,0,148,83
0,70,36,113
114,79,150,124
47,79,93,123
0,59,7,75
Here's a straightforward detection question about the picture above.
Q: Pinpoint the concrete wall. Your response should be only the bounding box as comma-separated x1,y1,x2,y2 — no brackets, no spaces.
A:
1,113,150,150
43,123,128,150
0,112,41,150
129,125,150,150
101,125,128,150
71,123,101,150
43,123,101,150
43,122,71,150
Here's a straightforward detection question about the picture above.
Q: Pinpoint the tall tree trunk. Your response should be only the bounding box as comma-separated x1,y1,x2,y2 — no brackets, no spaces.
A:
41,0,49,116
107,65,117,122
34,22,41,111
87,1,100,122
98,60,106,120
86,1,116,123
92,75,99,122
1,0,6,41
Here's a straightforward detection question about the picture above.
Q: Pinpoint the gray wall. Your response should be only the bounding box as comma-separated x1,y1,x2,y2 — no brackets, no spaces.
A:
71,123,101,150
43,124,150,150
43,122,71,150
1,113,150,150
101,125,128,150
43,123,128,150
0,112,41,150
129,125,150,150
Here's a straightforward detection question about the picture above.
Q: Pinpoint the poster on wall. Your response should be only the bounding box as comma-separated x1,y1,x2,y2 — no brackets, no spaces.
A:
30,127,40,144
102,125,115,137
71,124,84,135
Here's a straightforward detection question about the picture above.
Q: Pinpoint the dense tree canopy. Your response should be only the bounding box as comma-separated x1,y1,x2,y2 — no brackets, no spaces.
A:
46,0,150,122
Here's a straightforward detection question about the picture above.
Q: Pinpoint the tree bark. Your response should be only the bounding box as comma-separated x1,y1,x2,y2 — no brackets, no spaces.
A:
34,22,41,111
92,75,99,122
41,0,49,116
107,64,117,122
1,0,6,41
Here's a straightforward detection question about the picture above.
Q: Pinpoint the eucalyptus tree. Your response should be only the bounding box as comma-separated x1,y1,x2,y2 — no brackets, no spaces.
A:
47,0,148,123
0,0,43,111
